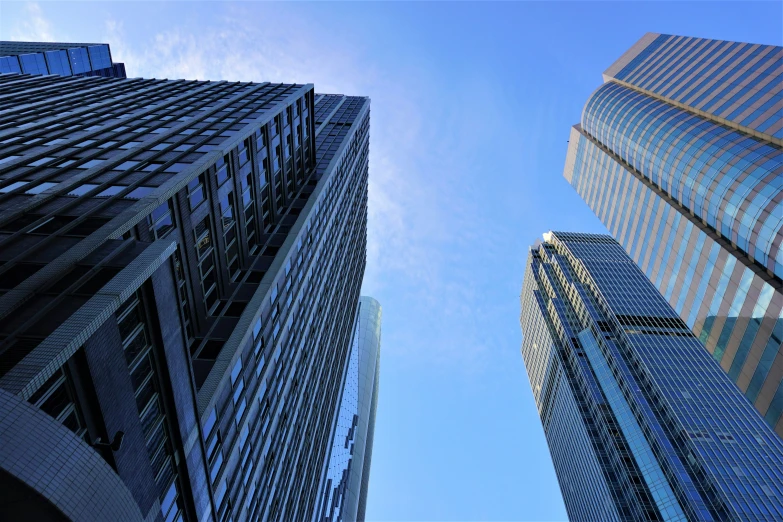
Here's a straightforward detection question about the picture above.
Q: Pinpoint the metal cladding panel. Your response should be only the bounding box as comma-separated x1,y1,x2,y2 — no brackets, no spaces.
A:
0,41,126,78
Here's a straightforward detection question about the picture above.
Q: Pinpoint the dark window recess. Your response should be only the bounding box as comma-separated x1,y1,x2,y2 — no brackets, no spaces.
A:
0,263,45,290
46,266,92,293
197,339,224,361
27,363,88,441
31,216,77,235
0,214,46,233
116,291,185,521
74,267,122,295
65,217,111,237
224,301,249,318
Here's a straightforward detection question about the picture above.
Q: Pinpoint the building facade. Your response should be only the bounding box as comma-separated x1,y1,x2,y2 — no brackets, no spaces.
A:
0,67,369,522
563,33,783,434
318,296,381,522
0,41,126,77
520,231,783,522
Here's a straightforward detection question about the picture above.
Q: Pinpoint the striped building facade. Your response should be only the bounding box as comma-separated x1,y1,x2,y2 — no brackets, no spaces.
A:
563,34,783,434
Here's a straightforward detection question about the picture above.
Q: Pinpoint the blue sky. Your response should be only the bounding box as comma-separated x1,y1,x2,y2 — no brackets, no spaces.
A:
2,1,781,520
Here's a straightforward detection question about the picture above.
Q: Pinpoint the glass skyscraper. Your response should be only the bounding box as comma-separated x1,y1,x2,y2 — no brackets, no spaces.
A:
520,231,783,522
0,57,369,521
318,296,381,522
0,41,126,77
563,33,783,435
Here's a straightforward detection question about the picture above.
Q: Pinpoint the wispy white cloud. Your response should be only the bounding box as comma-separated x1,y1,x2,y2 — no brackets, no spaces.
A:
8,2,56,42
19,2,500,371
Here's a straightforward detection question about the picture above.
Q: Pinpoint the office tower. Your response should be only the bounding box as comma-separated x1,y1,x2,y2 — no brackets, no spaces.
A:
0,67,369,522
563,33,783,434
318,296,381,522
0,41,126,77
520,231,783,522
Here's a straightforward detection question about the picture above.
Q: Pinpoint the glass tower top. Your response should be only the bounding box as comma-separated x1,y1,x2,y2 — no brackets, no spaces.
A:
563,34,783,435
520,231,783,521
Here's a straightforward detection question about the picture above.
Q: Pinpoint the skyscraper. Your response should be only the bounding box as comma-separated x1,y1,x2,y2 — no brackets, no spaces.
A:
318,296,381,522
0,65,369,521
0,41,126,77
520,231,783,522
563,34,783,434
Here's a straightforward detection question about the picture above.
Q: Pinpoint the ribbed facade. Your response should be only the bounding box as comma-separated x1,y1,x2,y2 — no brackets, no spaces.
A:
520,231,783,522
563,34,783,435
0,67,369,522
0,41,126,78
318,296,381,522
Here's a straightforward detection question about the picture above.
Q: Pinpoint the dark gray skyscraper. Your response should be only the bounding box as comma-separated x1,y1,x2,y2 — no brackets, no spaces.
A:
318,296,381,522
0,41,126,77
0,61,369,521
520,231,783,522
563,34,783,435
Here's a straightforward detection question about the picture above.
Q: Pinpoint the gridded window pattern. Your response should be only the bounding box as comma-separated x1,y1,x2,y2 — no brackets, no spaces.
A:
172,249,194,345
235,142,259,252
27,360,88,442
317,296,381,522
194,215,220,313
196,95,369,522
0,74,311,368
520,232,783,521
116,292,185,522
319,311,360,522
253,128,274,230
0,66,365,522
608,34,783,138
566,114,783,436
219,191,240,280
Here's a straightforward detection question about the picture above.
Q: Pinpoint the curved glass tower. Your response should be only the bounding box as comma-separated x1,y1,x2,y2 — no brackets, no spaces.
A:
520,232,783,522
563,34,783,435
318,296,381,522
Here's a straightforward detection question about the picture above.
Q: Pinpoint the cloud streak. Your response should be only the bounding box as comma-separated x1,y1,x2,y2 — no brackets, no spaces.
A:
9,2,56,42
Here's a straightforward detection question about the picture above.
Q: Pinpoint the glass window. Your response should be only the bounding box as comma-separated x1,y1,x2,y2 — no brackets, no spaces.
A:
148,202,174,239
19,53,48,75
203,407,217,437
187,177,205,210
68,47,91,74
230,359,243,386
44,50,72,76
0,56,21,74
